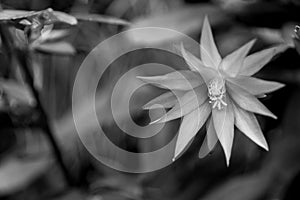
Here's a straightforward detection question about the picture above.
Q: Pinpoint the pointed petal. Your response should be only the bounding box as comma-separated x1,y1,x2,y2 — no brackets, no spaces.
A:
181,44,218,83
226,81,277,119
227,76,285,95
180,43,203,72
143,91,185,109
220,39,256,77
137,70,203,90
199,116,218,158
207,116,218,150
239,44,288,76
212,97,234,166
200,16,222,69
232,103,268,150
174,103,211,159
152,85,208,123
198,134,210,159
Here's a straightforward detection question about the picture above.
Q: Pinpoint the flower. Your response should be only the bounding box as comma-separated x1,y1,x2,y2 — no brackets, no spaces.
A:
138,16,287,165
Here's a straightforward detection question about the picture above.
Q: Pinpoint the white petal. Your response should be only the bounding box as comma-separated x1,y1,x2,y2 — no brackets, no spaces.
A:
207,116,218,150
212,97,235,166
200,16,222,69
174,101,211,159
151,85,208,123
137,70,203,90
232,103,268,150
227,76,285,96
199,116,218,158
226,81,277,119
180,43,204,72
143,91,185,109
181,44,218,83
220,39,256,77
239,44,288,76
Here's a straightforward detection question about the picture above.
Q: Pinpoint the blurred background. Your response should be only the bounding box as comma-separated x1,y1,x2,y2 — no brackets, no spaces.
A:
1,0,300,199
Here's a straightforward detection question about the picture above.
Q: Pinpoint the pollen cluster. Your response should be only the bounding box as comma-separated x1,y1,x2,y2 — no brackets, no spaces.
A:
208,78,227,110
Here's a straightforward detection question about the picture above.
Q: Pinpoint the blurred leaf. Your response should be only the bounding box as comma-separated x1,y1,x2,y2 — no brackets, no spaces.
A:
0,10,37,21
201,172,271,200
91,175,143,199
41,29,70,42
53,10,77,26
33,41,76,55
0,79,35,106
73,13,130,26
293,25,300,54
253,23,296,46
294,37,300,55
0,157,51,195
253,28,285,44
0,98,4,110
0,8,77,25
128,4,228,44
32,61,43,90
213,0,257,13
49,190,87,200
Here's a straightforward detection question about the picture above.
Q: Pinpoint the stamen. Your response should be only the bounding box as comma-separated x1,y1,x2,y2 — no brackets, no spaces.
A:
208,78,227,110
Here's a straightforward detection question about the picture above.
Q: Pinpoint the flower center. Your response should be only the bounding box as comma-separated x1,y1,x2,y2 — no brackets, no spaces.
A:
208,78,227,110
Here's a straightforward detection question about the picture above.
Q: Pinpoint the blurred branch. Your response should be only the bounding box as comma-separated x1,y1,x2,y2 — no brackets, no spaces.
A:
0,24,76,187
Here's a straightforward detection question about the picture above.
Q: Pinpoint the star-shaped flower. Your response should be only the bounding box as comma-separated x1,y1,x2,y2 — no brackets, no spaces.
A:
138,16,287,165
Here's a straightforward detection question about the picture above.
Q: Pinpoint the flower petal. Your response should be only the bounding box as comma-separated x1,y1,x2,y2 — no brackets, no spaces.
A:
239,44,288,76
143,91,185,109
232,103,268,150
220,39,256,77
137,70,203,90
212,97,234,166
151,85,208,123
180,43,203,72
226,81,277,119
199,116,218,158
200,16,222,69
227,76,285,95
207,116,218,150
174,102,211,159
181,44,218,83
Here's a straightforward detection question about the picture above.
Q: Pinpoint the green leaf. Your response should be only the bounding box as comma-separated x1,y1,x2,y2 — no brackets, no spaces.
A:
0,10,37,21
0,9,77,25
73,13,130,26
201,173,270,200
33,41,76,55
0,157,51,195
53,10,77,25
0,79,35,106
128,5,228,44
